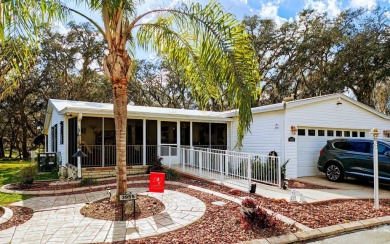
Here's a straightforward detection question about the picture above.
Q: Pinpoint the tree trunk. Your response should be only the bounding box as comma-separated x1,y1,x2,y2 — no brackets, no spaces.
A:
0,136,4,158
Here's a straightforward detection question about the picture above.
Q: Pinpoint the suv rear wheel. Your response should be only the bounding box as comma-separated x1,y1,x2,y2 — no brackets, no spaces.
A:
325,163,344,182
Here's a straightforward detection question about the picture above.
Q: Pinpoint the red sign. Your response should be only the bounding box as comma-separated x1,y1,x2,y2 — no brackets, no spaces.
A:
149,172,165,193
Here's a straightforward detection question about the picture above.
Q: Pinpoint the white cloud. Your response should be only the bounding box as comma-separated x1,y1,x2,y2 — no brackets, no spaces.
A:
350,0,377,9
304,0,342,18
52,21,70,35
259,1,288,26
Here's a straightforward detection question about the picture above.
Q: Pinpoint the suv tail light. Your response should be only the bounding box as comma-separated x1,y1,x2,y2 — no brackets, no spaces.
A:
320,149,326,155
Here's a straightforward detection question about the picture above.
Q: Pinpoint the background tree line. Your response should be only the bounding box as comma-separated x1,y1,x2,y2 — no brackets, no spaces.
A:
1,7,389,159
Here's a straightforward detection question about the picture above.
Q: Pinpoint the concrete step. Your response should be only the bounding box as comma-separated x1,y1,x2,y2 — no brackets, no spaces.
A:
81,166,148,178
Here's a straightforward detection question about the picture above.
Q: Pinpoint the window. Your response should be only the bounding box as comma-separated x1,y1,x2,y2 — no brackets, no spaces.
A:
333,141,349,150
318,130,325,136
360,132,366,137
60,121,64,144
336,131,342,137
348,141,370,153
308,129,315,136
51,124,58,152
352,131,358,137
327,130,334,136
344,131,350,137
298,129,305,136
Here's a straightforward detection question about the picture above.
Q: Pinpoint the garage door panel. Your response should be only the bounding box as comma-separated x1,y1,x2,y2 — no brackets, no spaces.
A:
297,128,369,177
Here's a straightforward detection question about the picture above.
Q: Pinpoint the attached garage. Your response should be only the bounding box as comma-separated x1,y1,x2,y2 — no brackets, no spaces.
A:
296,127,370,177
230,93,390,179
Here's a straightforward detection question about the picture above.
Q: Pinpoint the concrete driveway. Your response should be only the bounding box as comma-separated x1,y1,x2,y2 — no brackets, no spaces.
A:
293,175,390,201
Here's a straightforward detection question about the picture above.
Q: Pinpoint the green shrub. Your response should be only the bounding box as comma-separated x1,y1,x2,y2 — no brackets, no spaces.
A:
79,177,99,187
165,168,181,181
18,164,38,184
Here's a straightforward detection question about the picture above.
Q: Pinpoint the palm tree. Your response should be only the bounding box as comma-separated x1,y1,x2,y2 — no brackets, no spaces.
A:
1,0,259,199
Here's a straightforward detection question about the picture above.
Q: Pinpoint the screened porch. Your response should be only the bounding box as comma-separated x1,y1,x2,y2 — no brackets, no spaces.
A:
67,116,228,167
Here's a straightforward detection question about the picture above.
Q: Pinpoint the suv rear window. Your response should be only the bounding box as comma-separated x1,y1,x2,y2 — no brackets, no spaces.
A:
333,141,348,150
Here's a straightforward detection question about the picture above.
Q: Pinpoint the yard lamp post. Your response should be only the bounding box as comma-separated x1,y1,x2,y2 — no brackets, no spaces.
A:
370,128,380,209
72,149,87,179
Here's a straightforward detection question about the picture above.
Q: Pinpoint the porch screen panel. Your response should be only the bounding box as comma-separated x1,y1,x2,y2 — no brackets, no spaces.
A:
127,119,143,165
192,122,209,147
211,123,227,150
146,120,157,165
104,118,116,166
161,121,177,144
68,117,77,165
180,122,190,146
81,117,103,167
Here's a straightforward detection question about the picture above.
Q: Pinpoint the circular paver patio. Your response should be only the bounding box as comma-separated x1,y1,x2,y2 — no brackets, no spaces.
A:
0,188,206,243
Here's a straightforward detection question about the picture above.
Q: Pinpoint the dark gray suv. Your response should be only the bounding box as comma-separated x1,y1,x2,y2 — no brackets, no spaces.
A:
317,139,390,182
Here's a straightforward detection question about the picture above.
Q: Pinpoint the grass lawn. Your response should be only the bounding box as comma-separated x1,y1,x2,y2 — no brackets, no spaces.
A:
0,161,59,206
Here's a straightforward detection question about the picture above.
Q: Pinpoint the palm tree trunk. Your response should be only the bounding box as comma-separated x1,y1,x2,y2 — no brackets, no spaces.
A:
106,44,132,200
113,80,128,198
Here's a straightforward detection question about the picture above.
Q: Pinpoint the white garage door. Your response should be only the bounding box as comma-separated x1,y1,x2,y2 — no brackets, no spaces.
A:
297,128,369,177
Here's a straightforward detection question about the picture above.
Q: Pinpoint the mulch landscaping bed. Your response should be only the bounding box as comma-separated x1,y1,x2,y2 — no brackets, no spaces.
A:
115,186,297,244
80,195,165,221
0,207,4,216
288,179,335,189
0,206,33,231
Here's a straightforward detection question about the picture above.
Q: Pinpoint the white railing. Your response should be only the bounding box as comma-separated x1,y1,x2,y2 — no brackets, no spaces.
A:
178,146,281,188
80,145,158,167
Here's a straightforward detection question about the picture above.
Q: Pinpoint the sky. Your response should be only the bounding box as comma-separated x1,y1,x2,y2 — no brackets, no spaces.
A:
60,0,390,59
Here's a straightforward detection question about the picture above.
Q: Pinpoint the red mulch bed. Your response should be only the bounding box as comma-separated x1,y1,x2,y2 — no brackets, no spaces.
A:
80,195,165,221
0,206,33,231
288,179,335,189
0,207,4,216
114,187,297,244
255,198,390,229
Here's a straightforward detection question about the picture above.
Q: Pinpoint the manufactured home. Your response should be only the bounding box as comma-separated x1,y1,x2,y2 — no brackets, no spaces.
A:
43,93,390,179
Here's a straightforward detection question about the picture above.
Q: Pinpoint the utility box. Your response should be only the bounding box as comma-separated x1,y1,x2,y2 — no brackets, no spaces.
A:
38,152,60,172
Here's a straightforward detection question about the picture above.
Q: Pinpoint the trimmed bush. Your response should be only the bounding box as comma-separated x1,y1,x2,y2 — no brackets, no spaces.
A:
79,177,99,187
165,168,181,181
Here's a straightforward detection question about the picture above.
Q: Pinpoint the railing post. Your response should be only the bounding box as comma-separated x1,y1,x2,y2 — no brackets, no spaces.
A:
220,153,223,182
199,150,202,176
190,146,194,166
247,154,252,190
182,148,185,172
169,146,171,168
225,152,229,176
278,156,282,188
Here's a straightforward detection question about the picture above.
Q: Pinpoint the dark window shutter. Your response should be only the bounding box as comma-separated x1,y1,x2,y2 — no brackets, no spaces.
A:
60,121,64,144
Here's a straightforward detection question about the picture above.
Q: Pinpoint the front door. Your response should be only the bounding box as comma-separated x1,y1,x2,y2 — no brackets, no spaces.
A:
160,121,179,165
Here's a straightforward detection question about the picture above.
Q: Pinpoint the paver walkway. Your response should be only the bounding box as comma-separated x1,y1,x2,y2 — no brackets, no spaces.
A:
0,188,206,244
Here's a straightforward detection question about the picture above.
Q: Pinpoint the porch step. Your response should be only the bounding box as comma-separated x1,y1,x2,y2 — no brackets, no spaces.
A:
81,166,148,179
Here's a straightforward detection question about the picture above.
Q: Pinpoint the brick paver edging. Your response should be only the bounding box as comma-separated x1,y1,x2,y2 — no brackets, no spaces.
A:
241,216,390,244
0,189,206,243
0,207,13,225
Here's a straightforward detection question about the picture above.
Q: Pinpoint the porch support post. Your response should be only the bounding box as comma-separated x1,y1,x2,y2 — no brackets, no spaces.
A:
177,121,180,165
102,117,105,167
209,123,211,148
143,119,146,166
44,135,48,152
190,121,193,166
190,122,193,148
157,120,161,156
77,113,82,178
